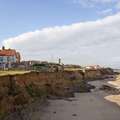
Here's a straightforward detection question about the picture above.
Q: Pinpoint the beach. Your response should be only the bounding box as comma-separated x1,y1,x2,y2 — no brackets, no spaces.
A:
29,79,120,120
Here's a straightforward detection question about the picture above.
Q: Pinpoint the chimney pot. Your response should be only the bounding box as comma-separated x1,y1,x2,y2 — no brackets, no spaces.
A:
2,46,5,50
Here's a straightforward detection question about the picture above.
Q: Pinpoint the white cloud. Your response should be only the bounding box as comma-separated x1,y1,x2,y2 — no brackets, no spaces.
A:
73,0,117,7
116,1,120,10
2,12,120,67
73,0,120,16
98,9,113,16
92,0,116,3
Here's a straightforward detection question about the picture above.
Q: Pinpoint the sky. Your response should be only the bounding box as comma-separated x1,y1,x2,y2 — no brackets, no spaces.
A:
1,0,120,67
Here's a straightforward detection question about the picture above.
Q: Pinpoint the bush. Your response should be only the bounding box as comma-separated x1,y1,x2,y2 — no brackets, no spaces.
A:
0,111,6,120
25,83,47,98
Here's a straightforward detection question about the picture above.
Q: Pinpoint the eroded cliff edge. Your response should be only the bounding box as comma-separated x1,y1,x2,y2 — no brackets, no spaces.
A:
0,68,114,119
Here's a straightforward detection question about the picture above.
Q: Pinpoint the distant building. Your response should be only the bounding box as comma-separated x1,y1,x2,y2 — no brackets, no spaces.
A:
85,65,102,70
0,46,21,69
31,62,63,72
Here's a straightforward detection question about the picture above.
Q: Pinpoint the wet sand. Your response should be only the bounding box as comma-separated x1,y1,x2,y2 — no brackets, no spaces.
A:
105,75,120,106
30,80,120,120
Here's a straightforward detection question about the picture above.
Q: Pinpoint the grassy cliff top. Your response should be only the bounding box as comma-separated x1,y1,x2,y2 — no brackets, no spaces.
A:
0,70,30,76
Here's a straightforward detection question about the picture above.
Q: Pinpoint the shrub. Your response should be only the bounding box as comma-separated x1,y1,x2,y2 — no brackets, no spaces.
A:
25,83,47,98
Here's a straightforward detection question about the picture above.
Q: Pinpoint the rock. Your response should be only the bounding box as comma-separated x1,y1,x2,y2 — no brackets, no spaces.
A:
53,111,56,114
72,113,77,116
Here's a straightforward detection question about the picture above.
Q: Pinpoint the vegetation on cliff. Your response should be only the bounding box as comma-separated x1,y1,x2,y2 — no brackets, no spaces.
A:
0,68,114,119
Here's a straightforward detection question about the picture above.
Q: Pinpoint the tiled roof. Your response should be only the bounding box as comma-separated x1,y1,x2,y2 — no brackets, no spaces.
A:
0,49,16,56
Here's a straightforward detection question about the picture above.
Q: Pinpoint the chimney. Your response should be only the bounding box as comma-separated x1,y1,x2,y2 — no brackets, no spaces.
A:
2,46,5,50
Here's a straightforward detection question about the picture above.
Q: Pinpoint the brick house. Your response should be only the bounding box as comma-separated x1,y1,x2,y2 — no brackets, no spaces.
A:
0,46,21,69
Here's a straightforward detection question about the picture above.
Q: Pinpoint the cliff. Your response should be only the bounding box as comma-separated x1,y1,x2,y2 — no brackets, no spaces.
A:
0,68,114,119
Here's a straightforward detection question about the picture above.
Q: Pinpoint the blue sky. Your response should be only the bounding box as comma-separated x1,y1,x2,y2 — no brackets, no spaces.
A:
0,0,118,40
1,0,120,67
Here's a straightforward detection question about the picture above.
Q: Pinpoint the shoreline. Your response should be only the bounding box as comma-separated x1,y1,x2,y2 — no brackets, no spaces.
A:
4,76,120,120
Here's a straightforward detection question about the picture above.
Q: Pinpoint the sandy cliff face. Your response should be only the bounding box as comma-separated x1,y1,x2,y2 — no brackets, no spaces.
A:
0,68,114,119
0,71,85,118
85,68,114,80
85,70,102,80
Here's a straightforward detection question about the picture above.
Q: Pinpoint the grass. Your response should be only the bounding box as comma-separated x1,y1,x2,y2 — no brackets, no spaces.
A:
0,112,7,120
0,70,30,76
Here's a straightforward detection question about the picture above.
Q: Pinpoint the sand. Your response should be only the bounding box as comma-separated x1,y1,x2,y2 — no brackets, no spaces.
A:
30,80,120,120
105,95,120,106
104,75,120,106
6,78,120,120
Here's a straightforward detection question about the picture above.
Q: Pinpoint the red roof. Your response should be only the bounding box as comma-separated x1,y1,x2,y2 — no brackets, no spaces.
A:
0,49,17,56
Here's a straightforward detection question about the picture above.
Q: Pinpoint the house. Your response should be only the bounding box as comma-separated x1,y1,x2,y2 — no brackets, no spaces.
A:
0,46,21,69
85,65,102,70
